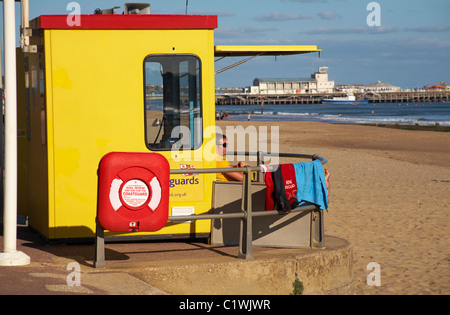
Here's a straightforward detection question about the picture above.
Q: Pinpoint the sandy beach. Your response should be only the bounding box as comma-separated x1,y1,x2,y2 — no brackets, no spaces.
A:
217,120,450,295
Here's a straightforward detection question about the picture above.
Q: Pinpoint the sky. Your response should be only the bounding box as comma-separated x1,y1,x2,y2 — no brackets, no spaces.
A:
1,0,449,89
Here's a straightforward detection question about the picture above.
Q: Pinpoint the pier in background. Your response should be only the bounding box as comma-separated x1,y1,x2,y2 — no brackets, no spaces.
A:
216,91,450,105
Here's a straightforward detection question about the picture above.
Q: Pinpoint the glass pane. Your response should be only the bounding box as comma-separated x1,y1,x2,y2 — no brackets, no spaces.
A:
144,55,202,151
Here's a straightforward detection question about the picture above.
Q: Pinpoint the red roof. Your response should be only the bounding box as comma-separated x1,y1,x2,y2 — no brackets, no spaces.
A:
36,14,218,30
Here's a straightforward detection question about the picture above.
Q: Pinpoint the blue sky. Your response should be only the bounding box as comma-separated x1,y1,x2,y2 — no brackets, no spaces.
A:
1,0,449,88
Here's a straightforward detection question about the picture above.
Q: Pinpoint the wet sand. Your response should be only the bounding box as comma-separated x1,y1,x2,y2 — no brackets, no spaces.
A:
217,120,450,295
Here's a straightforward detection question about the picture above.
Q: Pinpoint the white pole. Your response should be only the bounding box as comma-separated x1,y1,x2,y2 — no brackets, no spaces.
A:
0,0,30,266
2,0,17,254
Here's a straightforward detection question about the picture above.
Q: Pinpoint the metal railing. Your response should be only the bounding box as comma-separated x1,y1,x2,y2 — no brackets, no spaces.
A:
94,152,327,268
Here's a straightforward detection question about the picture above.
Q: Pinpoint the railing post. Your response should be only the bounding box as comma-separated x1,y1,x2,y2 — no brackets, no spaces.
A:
310,209,326,249
238,166,253,259
256,151,265,182
318,209,325,248
94,218,106,268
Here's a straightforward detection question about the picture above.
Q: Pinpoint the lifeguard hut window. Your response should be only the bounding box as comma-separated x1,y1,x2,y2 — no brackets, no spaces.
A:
144,55,202,151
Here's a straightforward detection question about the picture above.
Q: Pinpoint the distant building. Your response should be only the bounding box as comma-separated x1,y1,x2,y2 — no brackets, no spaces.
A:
335,84,366,93
249,66,335,95
244,70,402,95
364,81,401,92
424,82,447,90
216,87,245,95
314,67,335,93
336,81,401,93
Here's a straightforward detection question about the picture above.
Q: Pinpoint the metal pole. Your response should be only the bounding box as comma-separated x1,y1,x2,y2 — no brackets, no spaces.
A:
0,14,3,229
238,167,253,259
94,219,106,268
0,0,30,266
244,167,253,259
20,0,30,50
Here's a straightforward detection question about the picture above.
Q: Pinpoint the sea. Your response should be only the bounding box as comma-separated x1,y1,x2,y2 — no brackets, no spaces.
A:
216,101,450,127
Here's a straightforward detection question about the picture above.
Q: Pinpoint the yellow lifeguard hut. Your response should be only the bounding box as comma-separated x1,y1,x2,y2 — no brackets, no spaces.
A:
16,9,321,241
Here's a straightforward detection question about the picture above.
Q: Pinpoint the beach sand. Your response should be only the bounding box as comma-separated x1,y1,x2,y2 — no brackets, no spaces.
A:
217,120,450,295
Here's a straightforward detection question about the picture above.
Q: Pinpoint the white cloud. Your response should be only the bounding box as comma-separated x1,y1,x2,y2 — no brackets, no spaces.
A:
304,26,400,35
404,26,450,33
318,10,341,20
254,12,313,22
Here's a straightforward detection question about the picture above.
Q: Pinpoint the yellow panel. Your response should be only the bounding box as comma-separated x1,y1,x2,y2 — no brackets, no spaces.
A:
42,28,216,239
214,45,321,57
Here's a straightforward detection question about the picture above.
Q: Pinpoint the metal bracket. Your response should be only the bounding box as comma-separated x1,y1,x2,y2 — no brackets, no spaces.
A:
20,27,37,53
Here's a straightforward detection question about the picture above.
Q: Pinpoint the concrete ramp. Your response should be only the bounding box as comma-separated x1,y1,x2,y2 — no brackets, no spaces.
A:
124,236,353,295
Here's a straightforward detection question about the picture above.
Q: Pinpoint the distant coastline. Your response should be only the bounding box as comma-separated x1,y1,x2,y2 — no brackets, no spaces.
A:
369,123,450,133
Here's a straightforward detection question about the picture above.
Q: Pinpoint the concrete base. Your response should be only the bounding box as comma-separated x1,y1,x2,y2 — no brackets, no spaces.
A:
130,236,353,295
0,250,31,266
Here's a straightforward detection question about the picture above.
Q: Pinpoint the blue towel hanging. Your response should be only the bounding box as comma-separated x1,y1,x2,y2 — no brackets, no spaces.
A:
293,160,328,210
